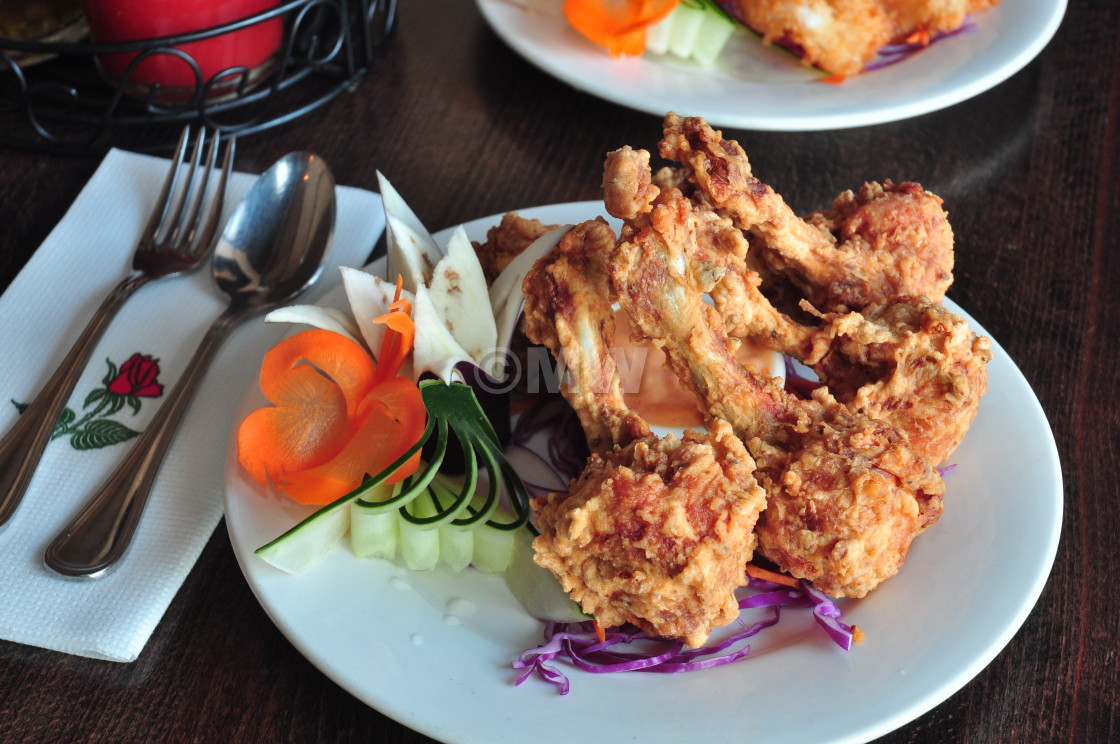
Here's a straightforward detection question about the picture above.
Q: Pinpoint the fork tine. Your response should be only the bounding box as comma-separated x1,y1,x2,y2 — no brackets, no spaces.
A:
189,134,236,259
177,131,220,254
164,127,208,249
141,125,191,244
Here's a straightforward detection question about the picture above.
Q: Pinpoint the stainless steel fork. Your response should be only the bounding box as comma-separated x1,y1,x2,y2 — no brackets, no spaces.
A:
0,127,235,530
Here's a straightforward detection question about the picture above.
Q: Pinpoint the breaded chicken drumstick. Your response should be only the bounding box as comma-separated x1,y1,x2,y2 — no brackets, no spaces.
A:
522,220,767,648
659,113,954,312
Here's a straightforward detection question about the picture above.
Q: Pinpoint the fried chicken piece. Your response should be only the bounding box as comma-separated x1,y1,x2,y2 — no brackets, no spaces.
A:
697,230,989,465
731,0,1000,77
534,421,765,648
733,0,894,77
659,113,954,312
602,145,660,221
473,212,558,283
886,0,1000,37
801,297,992,465
522,220,767,647
610,186,944,598
521,219,648,453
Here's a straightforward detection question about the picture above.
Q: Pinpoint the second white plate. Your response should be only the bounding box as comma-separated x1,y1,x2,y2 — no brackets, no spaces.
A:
477,0,1066,130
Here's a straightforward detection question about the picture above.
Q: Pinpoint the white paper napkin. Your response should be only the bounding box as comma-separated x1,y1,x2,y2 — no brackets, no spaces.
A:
0,148,383,662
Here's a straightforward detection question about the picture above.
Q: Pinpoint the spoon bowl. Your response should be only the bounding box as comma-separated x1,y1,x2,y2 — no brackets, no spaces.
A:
45,152,336,579
213,153,334,308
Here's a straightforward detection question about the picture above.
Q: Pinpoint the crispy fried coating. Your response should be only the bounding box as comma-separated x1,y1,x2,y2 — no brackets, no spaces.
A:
733,0,894,77
523,218,766,646
533,421,766,648
473,212,558,282
802,297,992,465
731,0,1000,77
611,186,944,598
659,113,954,312
886,0,999,37
602,145,660,221
521,218,649,453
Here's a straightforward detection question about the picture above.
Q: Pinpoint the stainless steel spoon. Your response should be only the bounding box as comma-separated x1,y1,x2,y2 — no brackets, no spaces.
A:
44,152,336,579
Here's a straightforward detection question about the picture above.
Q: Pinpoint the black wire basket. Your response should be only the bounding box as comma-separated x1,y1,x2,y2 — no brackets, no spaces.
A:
0,0,396,155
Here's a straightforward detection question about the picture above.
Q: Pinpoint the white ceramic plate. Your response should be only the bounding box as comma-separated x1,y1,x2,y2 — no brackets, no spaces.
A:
475,0,1066,130
224,202,1062,744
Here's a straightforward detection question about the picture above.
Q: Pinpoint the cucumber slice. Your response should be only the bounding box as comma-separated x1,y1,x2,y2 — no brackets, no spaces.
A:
645,0,738,67
400,492,440,570
504,532,588,622
256,504,349,575
438,526,474,572
255,419,433,571
471,527,515,574
350,482,398,559
645,12,673,55
668,2,705,58
351,507,400,560
691,6,737,66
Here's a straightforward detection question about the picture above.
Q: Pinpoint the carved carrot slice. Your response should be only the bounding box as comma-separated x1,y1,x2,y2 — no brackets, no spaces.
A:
279,376,426,504
239,329,377,486
563,0,679,57
238,292,426,505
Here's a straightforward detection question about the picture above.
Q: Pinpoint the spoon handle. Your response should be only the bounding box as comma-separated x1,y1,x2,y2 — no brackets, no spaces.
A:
44,308,242,579
0,273,148,530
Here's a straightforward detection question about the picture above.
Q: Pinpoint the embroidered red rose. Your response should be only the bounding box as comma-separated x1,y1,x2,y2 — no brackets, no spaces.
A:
107,353,164,397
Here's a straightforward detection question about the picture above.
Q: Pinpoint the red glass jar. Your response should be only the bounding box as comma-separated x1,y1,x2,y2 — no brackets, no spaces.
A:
82,0,283,102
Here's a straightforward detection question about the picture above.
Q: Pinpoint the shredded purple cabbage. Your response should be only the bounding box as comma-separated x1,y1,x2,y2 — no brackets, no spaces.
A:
864,20,978,71
507,395,589,498
514,576,856,694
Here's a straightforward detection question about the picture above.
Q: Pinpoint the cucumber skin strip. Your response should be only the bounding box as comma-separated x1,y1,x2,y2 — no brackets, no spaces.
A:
397,446,478,527
449,437,503,528
353,416,448,514
254,417,434,556
256,381,536,563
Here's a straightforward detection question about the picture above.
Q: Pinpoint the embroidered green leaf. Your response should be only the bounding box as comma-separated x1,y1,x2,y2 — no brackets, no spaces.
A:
11,399,27,414
101,358,118,386
70,419,140,450
84,388,106,409
127,395,141,416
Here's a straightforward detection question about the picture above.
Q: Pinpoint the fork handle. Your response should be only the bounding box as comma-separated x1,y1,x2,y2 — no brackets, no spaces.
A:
44,307,243,578
0,272,150,529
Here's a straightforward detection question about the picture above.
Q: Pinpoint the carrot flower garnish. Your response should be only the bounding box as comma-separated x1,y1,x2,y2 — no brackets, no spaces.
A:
563,0,679,57
238,291,427,505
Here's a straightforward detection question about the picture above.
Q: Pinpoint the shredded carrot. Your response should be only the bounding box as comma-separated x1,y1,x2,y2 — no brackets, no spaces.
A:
237,277,427,505
562,0,679,57
905,28,931,46
373,278,415,383
593,620,606,643
746,563,800,588
819,73,847,85
373,310,415,383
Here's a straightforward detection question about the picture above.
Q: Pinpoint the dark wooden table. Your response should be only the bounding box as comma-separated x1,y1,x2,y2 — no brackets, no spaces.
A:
1,1,1117,741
